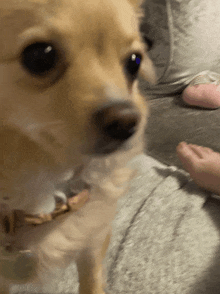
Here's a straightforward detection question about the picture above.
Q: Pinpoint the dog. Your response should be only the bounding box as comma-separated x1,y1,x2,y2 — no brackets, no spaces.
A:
0,0,156,293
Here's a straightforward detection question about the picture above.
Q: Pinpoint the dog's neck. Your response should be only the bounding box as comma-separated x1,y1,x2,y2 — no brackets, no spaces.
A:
0,189,90,282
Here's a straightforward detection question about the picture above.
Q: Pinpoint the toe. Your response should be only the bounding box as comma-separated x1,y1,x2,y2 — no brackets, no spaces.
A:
188,144,205,159
188,144,214,157
182,84,220,109
176,142,200,173
202,147,214,154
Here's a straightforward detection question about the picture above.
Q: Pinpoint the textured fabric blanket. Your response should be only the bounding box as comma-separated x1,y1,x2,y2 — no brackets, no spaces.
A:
11,154,220,294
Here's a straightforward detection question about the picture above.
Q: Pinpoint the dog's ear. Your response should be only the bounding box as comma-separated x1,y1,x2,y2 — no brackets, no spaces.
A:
128,0,145,19
139,54,157,85
128,0,144,8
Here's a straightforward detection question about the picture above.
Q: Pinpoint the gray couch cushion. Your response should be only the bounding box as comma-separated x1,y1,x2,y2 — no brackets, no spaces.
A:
144,96,220,167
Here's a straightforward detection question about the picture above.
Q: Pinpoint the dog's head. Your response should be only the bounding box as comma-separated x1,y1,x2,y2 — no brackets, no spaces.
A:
0,0,155,159
0,0,155,213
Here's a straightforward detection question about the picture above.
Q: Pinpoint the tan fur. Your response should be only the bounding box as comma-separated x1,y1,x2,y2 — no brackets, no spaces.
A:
0,0,155,293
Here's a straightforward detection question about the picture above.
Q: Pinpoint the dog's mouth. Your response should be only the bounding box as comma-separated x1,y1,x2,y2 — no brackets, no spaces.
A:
94,140,126,155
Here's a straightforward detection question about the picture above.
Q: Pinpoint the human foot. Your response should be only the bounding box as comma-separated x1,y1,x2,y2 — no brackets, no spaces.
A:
176,142,220,195
182,75,220,109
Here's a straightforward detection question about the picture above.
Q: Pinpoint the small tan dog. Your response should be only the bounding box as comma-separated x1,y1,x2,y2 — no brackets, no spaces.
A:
0,0,155,293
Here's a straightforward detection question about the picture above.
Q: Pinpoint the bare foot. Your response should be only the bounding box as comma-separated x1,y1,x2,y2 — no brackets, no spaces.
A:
176,142,220,195
182,75,220,109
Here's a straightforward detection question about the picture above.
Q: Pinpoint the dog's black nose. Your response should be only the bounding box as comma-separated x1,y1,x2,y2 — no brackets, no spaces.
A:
93,102,140,141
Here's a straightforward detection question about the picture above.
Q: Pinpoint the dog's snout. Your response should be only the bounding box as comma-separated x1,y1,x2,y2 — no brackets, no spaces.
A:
93,102,140,141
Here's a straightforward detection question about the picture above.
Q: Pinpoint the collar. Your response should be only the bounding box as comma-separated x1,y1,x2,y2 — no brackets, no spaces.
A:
0,189,90,246
25,189,90,226
0,189,90,282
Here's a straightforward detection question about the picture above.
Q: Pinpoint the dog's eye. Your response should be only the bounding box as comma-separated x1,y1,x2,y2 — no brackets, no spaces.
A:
21,42,58,76
125,53,142,80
